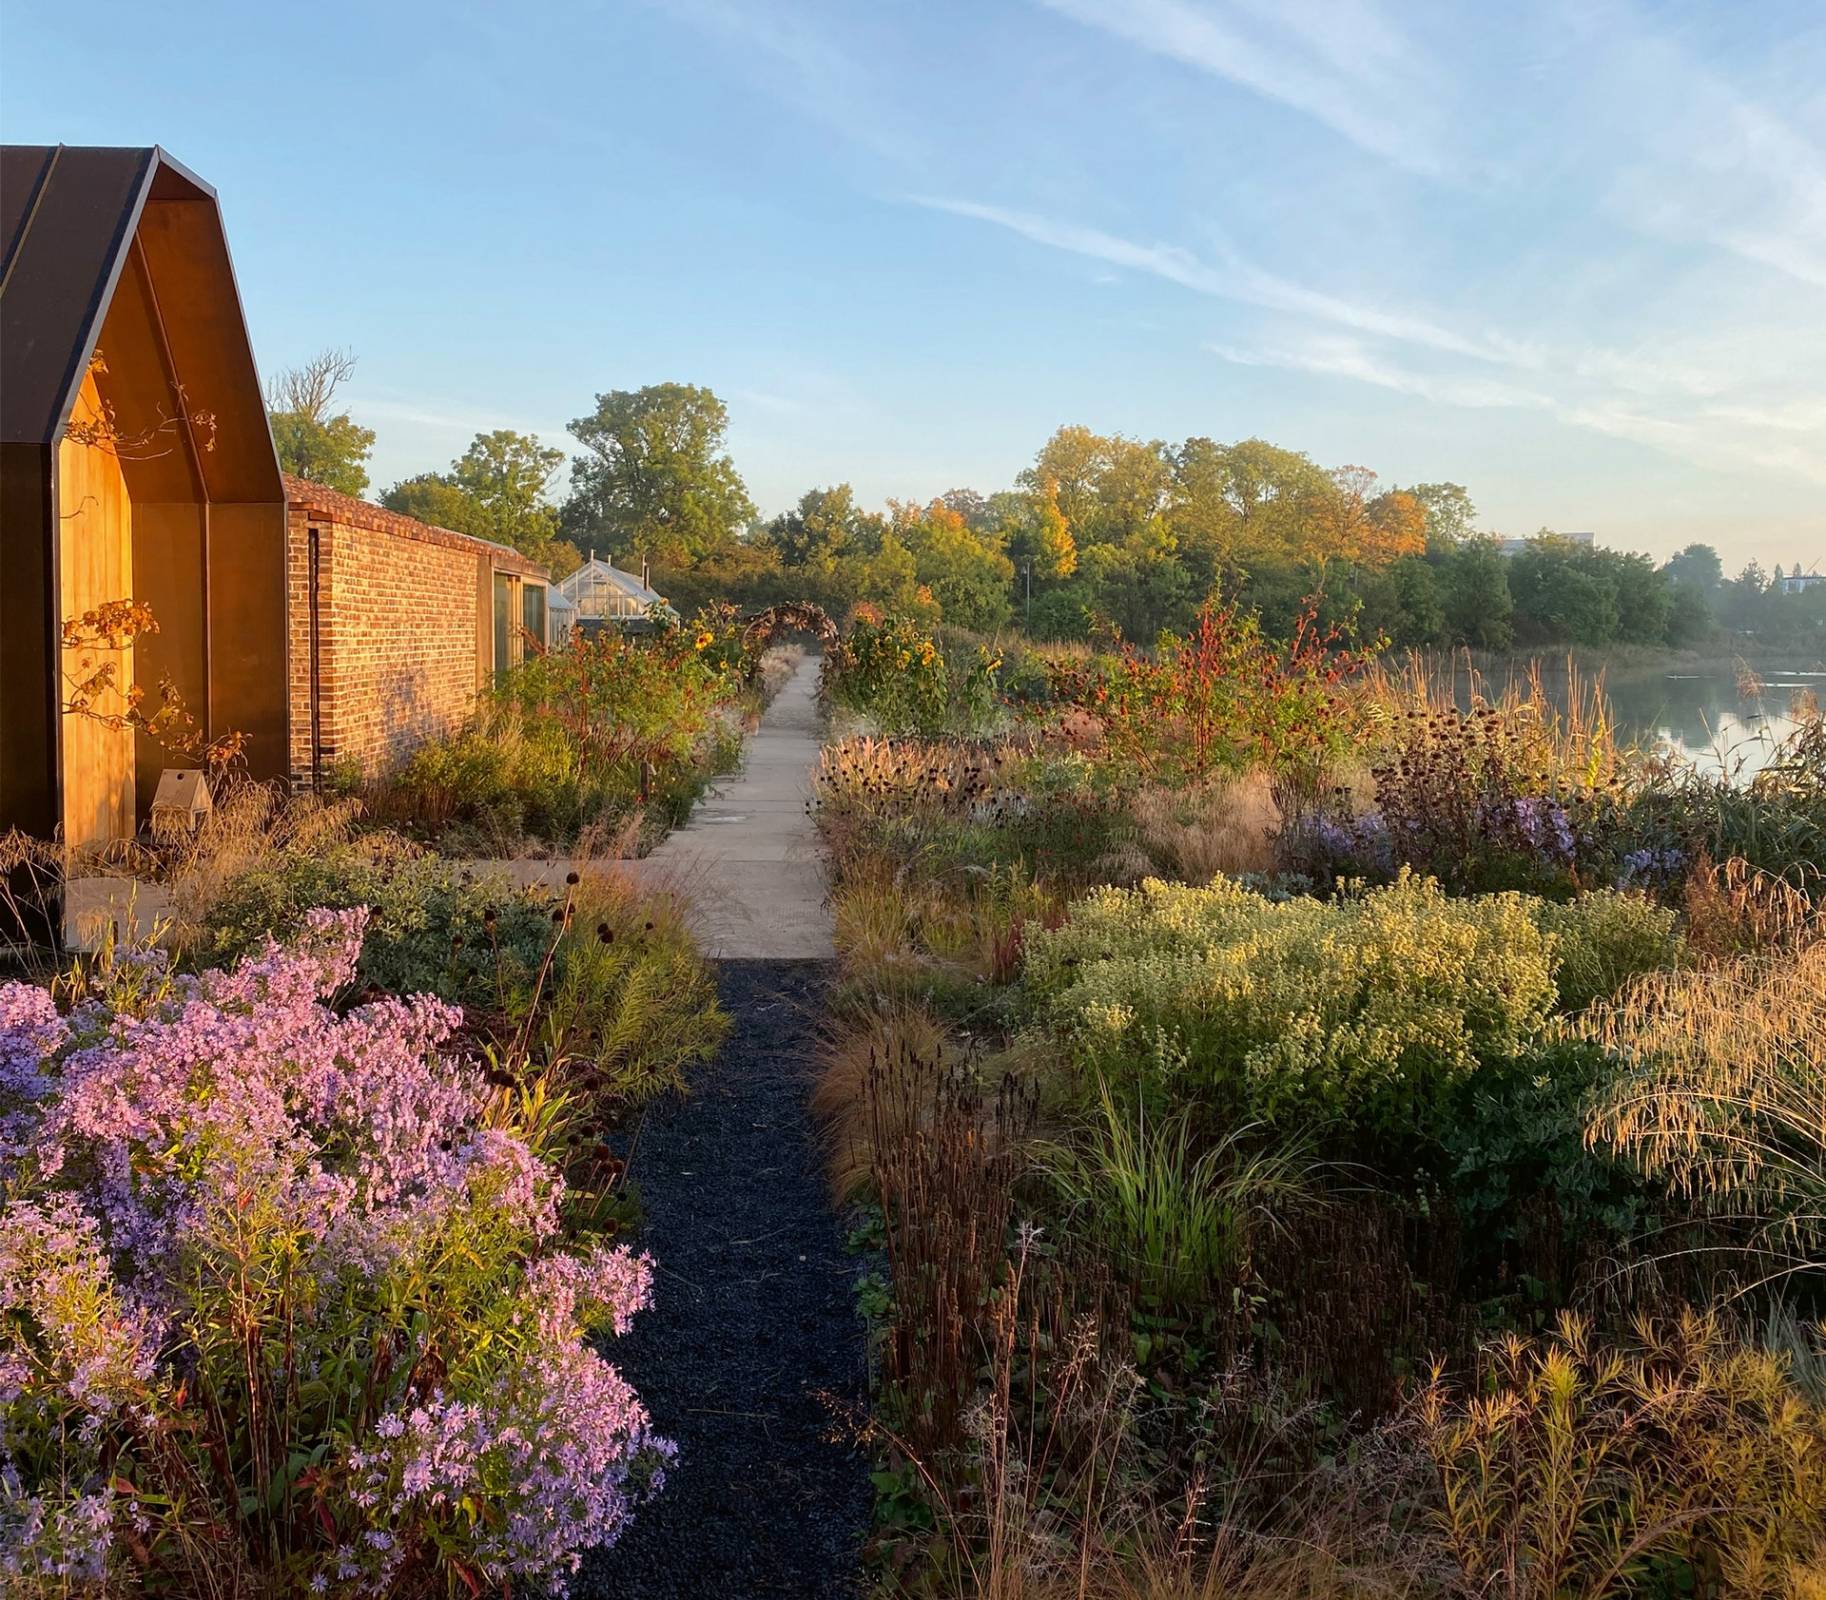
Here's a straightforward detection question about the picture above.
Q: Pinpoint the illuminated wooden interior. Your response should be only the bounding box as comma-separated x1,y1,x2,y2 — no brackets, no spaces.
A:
2,146,287,852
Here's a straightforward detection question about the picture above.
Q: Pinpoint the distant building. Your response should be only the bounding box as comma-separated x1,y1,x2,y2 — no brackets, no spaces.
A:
1497,530,1596,557
1779,570,1826,595
557,553,670,627
548,585,579,637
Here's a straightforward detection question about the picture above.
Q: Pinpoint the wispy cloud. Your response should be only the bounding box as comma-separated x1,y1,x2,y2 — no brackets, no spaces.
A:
1031,0,1445,175
914,171,1826,493
1036,0,1826,299
1704,397,1826,434
729,387,809,416
1207,338,1550,410
1555,0,1826,293
910,195,1513,362
349,394,569,441
1209,338,1826,488
642,0,917,169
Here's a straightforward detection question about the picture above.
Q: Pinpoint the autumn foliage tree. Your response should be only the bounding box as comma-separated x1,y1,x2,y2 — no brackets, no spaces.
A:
353,379,1711,650
1316,466,1428,570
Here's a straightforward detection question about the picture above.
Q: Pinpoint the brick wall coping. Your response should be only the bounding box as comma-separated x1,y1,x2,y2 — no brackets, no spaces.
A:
283,474,550,580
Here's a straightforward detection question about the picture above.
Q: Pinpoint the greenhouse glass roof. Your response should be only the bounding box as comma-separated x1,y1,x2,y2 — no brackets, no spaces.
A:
556,556,663,620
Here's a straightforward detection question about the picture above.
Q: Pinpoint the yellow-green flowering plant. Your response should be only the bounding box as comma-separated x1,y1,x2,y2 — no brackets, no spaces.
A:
1024,869,1561,1140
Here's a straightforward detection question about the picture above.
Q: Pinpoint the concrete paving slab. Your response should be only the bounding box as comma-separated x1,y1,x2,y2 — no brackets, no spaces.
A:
457,657,835,959
636,657,834,958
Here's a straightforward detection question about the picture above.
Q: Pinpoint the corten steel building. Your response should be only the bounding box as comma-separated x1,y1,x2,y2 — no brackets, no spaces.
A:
1,145,554,849
1,144,289,849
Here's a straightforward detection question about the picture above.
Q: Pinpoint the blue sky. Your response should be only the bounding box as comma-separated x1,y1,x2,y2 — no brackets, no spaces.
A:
6,0,1823,567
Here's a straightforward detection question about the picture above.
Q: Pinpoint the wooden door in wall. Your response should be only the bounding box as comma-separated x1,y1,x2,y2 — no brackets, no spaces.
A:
493,572,514,679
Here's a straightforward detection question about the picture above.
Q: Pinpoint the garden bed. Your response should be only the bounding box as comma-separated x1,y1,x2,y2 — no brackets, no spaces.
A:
809,605,1826,1597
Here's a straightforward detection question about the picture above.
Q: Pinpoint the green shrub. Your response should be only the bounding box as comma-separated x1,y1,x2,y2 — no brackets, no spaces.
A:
192,842,726,1108
828,612,1001,735
365,622,751,849
1034,596,1372,788
1438,1040,1660,1288
1023,870,1560,1141
189,837,553,1012
1531,888,1683,1011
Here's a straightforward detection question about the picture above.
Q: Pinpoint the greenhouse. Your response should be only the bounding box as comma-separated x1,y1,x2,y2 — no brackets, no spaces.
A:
557,553,669,626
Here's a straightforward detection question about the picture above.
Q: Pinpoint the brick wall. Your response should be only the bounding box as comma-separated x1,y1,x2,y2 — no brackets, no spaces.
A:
284,477,547,783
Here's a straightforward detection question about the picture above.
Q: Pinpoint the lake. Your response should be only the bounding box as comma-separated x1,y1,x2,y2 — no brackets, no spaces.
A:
1452,657,1822,783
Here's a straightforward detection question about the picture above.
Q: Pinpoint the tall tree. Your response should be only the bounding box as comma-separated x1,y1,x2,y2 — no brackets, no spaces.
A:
383,430,577,573
1508,537,1621,645
997,478,1077,585
451,430,565,531
1388,556,1447,647
890,500,1016,631
266,348,374,495
563,384,755,566
766,484,873,573
1314,467,1427,570
382,477,493,541
1440,538,1514,650
937,487,990,529
1662,543,1724,593
1168,437,1331,577
1406,481,1478,548
1019,426,1170,549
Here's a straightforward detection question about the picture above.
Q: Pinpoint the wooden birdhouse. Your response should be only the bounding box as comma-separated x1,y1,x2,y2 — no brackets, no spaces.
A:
149,767,211,833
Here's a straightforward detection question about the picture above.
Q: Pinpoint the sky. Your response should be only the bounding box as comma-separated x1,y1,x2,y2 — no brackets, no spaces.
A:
5,0,1824,569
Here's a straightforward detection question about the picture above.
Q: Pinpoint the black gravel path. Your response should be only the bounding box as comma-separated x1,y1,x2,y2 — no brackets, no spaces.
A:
576,960,869,1599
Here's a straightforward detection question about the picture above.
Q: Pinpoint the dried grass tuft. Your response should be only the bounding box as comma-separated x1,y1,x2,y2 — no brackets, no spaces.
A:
1131,772,1282,882
1585,940,1826,1278
1682,852,1821,962
159,781,364,950
813,1002,952,1200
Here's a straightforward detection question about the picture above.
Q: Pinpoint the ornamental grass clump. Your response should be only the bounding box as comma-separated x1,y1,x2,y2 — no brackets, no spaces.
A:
1023,871,1559,1142
1585,940,1826,1278
0,913,670,1595
1040,1081,1314,1311
1412,1310,1826,1598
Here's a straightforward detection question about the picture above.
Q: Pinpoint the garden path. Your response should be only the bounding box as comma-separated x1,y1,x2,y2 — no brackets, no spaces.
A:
578,961,869,1598
574,654,867,1595
461,652,834,959
627,651,834,957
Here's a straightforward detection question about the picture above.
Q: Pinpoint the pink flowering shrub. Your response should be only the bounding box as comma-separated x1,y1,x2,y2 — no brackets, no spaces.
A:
0,911,671,1596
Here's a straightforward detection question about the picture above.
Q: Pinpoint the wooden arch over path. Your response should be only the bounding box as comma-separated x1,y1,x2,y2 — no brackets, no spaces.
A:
740,602,838,678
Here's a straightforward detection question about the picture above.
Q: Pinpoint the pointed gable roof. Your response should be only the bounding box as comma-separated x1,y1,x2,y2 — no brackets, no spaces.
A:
0,144,279,500
557,555,664,609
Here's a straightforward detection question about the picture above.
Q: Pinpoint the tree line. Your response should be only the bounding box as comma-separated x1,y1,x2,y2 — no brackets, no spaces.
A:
267,352,1820,653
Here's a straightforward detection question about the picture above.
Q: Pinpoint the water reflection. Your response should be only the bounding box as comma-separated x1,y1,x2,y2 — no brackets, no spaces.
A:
1450,659,1822,783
